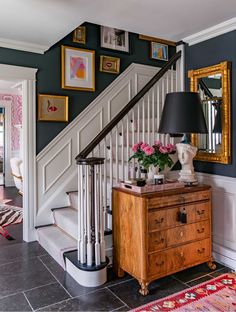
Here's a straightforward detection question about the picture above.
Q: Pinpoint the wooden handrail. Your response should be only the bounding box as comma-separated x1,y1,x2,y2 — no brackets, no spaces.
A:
76,51,181,161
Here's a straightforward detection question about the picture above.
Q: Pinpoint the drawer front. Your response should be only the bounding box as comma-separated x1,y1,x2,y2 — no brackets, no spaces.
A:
148,210,167,231
148,252,167,276
166,220,210,247
148,190,210,209
148,231,167,252
167,238,211,273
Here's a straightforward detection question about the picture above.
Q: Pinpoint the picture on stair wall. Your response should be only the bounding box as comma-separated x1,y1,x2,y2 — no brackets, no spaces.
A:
61,45,95,91
100,55,120,74
38,94,69,122
73,26,86,44
100,26,129,52
150,42,168,61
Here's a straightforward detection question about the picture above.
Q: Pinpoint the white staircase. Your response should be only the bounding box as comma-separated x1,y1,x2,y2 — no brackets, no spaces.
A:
36,51,182,287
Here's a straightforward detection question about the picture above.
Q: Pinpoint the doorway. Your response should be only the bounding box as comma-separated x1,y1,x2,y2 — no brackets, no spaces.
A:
0,64,37,242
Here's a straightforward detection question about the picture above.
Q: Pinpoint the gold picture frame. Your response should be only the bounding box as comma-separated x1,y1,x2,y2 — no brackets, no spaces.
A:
38,94,69,122
73,26,86,44
100,55,120,74
61,45,95,91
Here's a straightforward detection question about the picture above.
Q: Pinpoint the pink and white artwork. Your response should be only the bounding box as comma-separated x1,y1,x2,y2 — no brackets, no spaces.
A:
0,94,22,152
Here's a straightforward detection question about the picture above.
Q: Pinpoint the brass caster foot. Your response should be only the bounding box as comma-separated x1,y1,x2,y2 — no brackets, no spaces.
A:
207,261,217,270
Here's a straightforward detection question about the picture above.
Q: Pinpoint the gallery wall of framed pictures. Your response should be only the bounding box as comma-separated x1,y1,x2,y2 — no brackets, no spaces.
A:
36,22,176,151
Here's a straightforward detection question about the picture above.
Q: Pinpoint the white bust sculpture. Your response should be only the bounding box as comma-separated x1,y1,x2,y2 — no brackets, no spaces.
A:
176,143,198,183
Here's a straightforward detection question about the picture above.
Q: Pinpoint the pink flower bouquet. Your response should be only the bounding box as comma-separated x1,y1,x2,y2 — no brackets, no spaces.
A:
129,141,176,171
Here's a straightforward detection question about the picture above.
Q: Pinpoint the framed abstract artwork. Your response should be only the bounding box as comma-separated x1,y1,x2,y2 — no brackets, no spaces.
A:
73,26,86,44
100,55,120,74
150,42,168,61
61,45,95,91
100,26,129,52
38,94,68,122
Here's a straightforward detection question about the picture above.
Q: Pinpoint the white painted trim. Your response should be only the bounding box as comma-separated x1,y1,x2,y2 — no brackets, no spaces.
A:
183,17,236,46
0,100,13,186
0,37,48,54
0,64,38,242
176,44,185,91
37,63,160,161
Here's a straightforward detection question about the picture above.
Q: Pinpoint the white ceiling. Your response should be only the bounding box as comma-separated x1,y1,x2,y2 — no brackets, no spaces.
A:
0,0,236,53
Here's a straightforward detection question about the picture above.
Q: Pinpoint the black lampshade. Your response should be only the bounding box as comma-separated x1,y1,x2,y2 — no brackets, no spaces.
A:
158,92,208,134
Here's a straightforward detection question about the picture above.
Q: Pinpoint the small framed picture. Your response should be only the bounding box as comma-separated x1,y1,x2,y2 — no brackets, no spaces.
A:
38,94,69,122
101,26,129,52
61,45,95,91
100,55,120,74
73,26,86,44
150,42,168,61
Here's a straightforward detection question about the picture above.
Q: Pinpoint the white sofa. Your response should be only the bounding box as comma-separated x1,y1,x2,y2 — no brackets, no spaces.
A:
10,157,23,195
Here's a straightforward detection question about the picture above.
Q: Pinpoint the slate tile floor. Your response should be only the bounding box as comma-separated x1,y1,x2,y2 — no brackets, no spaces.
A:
0,239,232,312
0,187,233,311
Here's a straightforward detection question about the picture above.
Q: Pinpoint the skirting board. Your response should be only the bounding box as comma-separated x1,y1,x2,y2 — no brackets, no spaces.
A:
213,242,236,271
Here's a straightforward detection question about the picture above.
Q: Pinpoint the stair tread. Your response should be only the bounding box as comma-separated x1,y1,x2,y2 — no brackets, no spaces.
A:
37,225,77,268
53,207,78,240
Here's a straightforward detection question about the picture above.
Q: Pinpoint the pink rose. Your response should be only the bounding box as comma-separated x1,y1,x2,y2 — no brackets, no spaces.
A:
154,140,162,147
166,143,176,153
141,142,149,151
132,143,140,152
144,146,155,156
159,146,168,154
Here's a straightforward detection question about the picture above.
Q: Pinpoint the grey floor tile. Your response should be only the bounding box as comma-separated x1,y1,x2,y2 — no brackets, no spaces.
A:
209,266,233,277
24,282,70,310
0,293,32,311
172,262,224,283
37,288,124,311
186,274,213,287
108,275,188,309
0,241,46,266
111,305,130,311
0,257,56,298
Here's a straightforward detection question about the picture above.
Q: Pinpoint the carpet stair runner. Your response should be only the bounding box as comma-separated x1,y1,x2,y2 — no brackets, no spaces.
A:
37,191,113,269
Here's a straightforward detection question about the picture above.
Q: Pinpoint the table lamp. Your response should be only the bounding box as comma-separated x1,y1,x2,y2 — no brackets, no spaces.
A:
158,92,208,184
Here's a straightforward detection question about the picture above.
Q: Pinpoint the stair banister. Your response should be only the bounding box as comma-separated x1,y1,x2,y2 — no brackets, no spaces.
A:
76,50,181,161
74,50,182,287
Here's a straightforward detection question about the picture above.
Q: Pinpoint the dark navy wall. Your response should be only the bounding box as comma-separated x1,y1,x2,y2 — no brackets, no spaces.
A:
185,30,236,177
0,22,175,153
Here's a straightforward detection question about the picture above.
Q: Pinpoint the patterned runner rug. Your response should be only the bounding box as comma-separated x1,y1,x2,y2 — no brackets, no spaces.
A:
0,202,23,240
132,273,236,312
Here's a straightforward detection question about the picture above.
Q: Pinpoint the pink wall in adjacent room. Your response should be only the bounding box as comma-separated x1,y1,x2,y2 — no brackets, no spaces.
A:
0,94,22,152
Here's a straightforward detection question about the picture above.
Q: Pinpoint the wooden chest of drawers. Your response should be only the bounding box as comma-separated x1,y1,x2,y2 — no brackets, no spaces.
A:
112,184,215,295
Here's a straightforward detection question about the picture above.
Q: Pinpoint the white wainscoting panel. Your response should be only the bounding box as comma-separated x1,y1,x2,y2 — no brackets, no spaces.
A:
36,63,160,225
197,172,236,270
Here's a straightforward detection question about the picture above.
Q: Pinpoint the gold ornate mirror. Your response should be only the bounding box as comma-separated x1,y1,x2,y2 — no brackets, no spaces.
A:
188,61,231,164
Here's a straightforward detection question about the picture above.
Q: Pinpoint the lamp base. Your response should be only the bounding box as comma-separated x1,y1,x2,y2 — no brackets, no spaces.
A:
176,143,198,184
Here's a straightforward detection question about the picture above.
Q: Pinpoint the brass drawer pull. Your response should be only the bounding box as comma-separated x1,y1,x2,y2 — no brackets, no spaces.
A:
197,210,205,215
155,218,164,224
155,261,164,266
154,238,165,244
197,248,205,254
197,228,205,234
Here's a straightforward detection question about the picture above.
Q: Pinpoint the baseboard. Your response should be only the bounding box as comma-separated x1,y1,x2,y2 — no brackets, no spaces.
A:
213,242,236,271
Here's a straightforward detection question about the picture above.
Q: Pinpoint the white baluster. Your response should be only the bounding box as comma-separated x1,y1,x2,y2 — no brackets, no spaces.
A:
99,164,106,262
86,165,92,266
103,138,107,230
121,120,124,181
142,98,145,142
126,115,129,180
115,125,119,182
147,91,150,144
152,88,155,143
94,165,101,266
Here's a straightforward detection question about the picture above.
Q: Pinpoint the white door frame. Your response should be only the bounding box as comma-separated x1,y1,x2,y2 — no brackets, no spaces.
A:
0,100,13,186
0,64,38,242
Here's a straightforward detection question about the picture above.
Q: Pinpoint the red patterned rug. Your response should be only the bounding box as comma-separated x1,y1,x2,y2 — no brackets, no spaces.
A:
132,273,236,312
0,202,23,240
